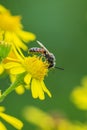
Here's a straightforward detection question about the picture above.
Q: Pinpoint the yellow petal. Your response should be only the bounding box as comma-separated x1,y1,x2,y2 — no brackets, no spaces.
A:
0,113,23,129
4,62,21,69
4,31,27,50
31,79,45,100
4,31,12,43
36,80,45,100
0,106,5,112
41,81,52,98
0,121,7,130
15,85,25,95
0,5,10,14
24,73,32,85
71,87,87,110
31,78,38,99
10,74,16,82
10,66,25,74
12,45,24,60
17,30,36,42
12,33,28,50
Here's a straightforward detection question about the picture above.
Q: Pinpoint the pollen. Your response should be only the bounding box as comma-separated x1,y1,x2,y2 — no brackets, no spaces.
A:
23,56,49,81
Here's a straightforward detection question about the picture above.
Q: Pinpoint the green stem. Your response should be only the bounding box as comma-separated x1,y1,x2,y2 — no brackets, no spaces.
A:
0,73,25,102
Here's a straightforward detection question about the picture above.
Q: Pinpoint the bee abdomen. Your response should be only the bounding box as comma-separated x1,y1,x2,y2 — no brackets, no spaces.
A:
29,47,38,52
29,47,45,53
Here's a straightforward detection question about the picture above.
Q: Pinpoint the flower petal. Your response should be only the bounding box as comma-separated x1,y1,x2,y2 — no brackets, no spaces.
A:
10,66,25,74
31,78,39,99
41,81,52,98
24,73,32,85
0,121,7,130
4,62,21,69
0,113,23,129
31,79,45,100
12,32,28,50
37,80,45,100
10,74,16,82
17,30,36,42
0,5,9,14
71,87,87,110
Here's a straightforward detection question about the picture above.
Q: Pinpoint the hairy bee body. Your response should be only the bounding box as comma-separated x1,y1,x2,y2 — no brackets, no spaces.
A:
29,41,64,70
29,47,55,68
29,41,56,69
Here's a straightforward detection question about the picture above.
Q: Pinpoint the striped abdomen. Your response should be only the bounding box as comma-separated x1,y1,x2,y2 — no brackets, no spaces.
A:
29,47,46,53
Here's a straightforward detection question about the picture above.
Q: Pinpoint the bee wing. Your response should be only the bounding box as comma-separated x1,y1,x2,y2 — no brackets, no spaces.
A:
36,40,50,54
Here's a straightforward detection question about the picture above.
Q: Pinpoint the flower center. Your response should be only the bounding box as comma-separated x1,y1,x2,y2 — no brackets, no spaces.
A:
23,56,49,80
0,14,22,31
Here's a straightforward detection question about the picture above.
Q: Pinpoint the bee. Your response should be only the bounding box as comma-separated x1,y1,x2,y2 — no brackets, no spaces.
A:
29,40,64,70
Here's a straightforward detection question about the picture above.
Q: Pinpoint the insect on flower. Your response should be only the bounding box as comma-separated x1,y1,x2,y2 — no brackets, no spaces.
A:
29,40,64,70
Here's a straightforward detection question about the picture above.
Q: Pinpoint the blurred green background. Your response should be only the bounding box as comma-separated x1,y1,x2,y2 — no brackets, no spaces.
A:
0,0,87,129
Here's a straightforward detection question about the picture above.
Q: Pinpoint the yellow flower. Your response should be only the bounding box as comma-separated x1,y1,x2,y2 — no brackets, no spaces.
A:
71,86,87,110
4,53,52,100
71,76,87,110
23,106,55,130
0,5,36,51
23,106,87,130
0,106,23,129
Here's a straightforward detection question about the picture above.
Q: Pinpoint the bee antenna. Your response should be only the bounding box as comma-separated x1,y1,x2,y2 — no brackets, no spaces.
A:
55,66,64,70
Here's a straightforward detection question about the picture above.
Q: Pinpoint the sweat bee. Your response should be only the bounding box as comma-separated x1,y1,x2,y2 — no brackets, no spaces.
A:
29,40,64,70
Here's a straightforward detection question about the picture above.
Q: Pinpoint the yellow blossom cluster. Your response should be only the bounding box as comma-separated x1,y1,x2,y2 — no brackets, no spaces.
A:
0,4,53,129
0,4,57,130
0,4,52,102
